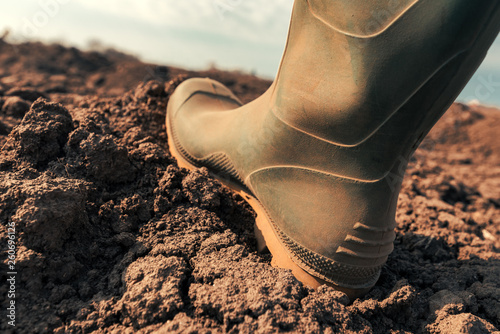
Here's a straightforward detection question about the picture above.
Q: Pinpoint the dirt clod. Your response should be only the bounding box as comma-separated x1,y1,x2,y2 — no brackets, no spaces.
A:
6,99,73,166
1,96,30,118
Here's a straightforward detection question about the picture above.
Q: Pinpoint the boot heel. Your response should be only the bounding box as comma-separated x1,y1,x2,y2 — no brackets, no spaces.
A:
249,191,372,300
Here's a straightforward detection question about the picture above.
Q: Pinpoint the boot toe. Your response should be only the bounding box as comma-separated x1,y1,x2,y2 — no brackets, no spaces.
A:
166,77,245,176
167,77,242,117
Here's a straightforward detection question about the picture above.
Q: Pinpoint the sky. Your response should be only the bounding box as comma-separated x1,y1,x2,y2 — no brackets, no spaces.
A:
1,0,499,106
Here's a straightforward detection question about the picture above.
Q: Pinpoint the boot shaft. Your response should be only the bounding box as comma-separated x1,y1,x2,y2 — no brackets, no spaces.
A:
274,0,499,161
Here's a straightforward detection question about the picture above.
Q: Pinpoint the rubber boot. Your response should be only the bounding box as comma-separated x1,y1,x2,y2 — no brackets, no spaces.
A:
166,0,500,299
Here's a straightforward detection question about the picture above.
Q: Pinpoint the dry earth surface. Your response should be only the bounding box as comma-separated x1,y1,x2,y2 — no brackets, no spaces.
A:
0,39,500,333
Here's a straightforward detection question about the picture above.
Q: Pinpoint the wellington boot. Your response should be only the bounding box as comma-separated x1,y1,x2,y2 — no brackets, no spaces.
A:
166,0,500,299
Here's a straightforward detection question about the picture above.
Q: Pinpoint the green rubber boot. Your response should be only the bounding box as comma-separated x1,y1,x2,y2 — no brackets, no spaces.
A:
166,0,500,299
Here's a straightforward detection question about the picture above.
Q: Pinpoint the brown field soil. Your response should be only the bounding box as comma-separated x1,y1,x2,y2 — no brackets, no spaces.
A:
1,39,499,333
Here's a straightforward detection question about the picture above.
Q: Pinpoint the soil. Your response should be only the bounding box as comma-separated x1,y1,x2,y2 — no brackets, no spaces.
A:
0,39,499,334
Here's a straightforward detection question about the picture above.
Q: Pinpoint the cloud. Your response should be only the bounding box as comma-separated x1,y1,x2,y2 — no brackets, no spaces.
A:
73,0,294,44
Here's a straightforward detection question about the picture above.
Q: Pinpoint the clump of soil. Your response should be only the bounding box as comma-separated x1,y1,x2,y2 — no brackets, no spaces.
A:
1,39,499,333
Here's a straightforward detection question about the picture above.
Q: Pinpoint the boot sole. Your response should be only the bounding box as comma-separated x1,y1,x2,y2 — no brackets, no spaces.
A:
166,115,370,299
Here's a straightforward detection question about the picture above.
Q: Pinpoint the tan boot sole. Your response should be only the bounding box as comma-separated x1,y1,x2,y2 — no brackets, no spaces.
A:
166,116,370,300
